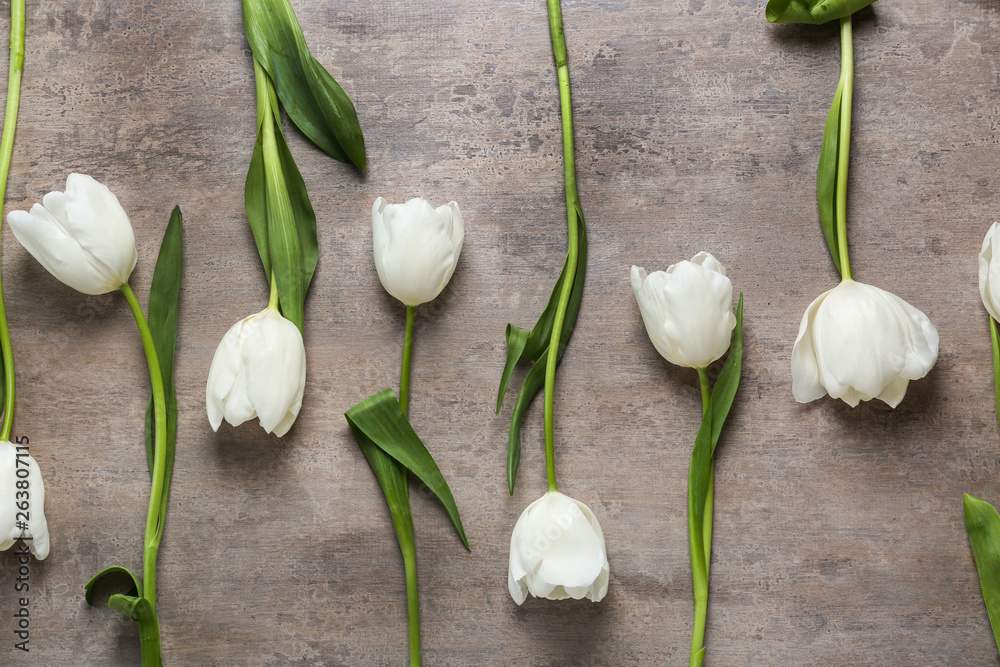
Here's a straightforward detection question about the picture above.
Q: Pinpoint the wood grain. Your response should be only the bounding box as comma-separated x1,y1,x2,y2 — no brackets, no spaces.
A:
0,0,996,664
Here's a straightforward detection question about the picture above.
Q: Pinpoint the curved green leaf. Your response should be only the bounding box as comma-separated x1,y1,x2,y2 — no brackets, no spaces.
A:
689,296,744,575
817,79,844,276
144,208,182,547
241,0,366,167
85,565,142,606
245,62,318,332
964,493,1000,656
345,390,469,549
766,0,877,24
498,206,587,493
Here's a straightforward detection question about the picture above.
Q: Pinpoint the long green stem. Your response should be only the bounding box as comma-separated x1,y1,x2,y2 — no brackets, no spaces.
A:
991,317,1000,434
0,0,24,442
542,0,581,494
267,271,279,310
400,306,415,416
120,283,167,667
690,368,713,667
403,548,421,666
836,15,854,281
398,305,419,665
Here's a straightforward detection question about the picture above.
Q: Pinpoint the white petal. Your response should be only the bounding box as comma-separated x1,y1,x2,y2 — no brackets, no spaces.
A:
62,174,137,288
205,319,245,431
791,287,834,403
371,197,462,306
0,442,49,560
655,260,734,368
7,206,111,295
981,222,1000,322
241,309,306,435
631,265,682,366
507,492,609,604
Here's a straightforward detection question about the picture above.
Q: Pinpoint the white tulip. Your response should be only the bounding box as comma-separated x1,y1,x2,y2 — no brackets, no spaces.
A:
979,222,1000,321
631,252,737,369
7,173,137,295
206,307,306,437
791,279,939,408
507,491,609,605
0,441,48,560
371,197,464,306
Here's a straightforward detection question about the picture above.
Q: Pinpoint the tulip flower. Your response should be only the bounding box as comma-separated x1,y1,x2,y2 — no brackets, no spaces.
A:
791,280,938,408
0,441,48,560
507,491,609,605
7,173,137,295
372,197,464,307
979,222,1000,322
206,306,306,437
630,252,737,369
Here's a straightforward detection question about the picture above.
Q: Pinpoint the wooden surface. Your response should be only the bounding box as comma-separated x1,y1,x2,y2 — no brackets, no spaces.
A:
0,0,996,664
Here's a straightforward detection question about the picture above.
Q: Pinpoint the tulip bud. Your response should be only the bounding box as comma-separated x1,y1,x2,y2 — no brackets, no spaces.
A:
791,279,938,408
206,307,306,437
0,441,48,560
371,197,464,307
630,252,737,369
507,491,609,605
979,222,1000,322
7,173,137,295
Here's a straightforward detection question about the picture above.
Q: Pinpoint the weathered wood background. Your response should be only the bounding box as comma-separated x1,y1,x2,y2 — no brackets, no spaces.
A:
0,0,996,664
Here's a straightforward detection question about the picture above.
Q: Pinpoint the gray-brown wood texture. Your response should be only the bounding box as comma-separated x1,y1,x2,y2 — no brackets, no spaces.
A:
0,0,995,664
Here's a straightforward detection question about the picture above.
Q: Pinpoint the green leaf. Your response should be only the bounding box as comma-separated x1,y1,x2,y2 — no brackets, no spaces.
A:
351,422,416,554
817,79,844,277
107,594,155,623
689,296,744,574
245,61,318,333
497,205,587,493
964,493,1000,656
345,389,469,549
241,0,366,168
85,565,142,606
766,0,877,24
144,207,183,543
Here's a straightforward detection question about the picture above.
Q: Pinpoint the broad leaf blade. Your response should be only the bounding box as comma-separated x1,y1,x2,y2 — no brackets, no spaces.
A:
241,0,366,167
817,81,844,277
274,115,319,297
689,299,744,574
964,493,1000,655
345,390,469,549
710,294,744,448
245,129,271,280
85,565,142,606
496,324,530,414
349,420,416,552
506,351,546,496
766,0,877,24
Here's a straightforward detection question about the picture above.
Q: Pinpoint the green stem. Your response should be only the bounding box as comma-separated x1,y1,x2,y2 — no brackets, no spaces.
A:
120,283,167,666
0,0,24,442
267,271,279,310
991,317,1000,434
836,15,854,281
689,368,713,666
542,0,581,494
398,305,419,664
403,547,421,666
400,306,415,416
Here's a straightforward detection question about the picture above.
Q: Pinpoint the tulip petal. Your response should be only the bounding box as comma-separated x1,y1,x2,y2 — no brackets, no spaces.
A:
242,309,306,435
791,288,834,403
8,206,111,295
0,441,49,560
791,280,938,408
205,320,245,432
372,197,464,306
508,492,609,604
